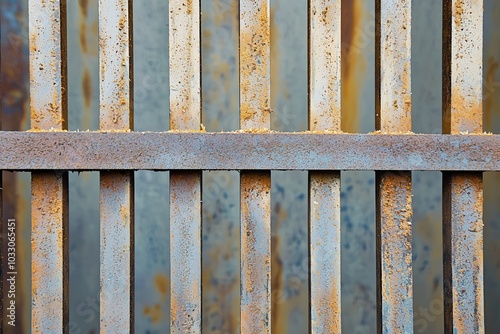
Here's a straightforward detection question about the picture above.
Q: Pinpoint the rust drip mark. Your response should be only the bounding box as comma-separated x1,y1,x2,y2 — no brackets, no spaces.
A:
341,0,364,132
82,68,92,109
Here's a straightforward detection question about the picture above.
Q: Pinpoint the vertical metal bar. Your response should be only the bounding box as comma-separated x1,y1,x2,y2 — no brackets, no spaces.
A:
240,0,271,333
29,1,69,333
442,1,484,333
169,1,202,333
98,1,134,332
375,0,413,333
308,0,341,333
0,16,3,329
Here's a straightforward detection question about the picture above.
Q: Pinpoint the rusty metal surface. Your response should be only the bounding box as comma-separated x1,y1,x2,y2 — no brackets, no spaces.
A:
308,1,342,332
0,132,499,171
98,0,134,332
240,0,270,130
309,0,341,132
309,172,341,333
29,0,67,131
99,172,134,333
240,0,271,332
28,0,69,332
98,0,133,131
375,0,413,332
443,173,484,334
375,172,413,333
240,172,271,333
169,1,202,333
31,172,69,333
1,1,500,333
443,1,485,333
170,172,202,333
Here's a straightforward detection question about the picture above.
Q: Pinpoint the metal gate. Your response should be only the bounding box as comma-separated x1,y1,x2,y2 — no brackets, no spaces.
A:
0,0,499,333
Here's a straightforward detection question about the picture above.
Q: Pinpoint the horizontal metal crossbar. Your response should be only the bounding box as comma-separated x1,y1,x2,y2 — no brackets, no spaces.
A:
1,131,498,171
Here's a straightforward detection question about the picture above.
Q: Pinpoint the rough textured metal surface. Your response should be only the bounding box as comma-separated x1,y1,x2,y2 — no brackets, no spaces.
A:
309,172,341,333
443,1,484,333
240,1,271,332
31,172,69,333
169,1,202,333
29,0,69,332
375,0,413,332
240,172,271,333
2,1,500,333
99,172,134,333
0,132,499,171
29,0,67,130
170,172,202,333
375,172,413,333
169,0,201,131
240,0,270,130
309,1,341,332
309,0,341,131
98,0,133,131
98,0,134,332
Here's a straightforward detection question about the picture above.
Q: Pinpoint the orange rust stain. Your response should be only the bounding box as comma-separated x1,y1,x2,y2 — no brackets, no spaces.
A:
155,273,169,300
454,0,465,26
144,304,163,324
341,0,365,133
450,87,483,133
143,273,170,324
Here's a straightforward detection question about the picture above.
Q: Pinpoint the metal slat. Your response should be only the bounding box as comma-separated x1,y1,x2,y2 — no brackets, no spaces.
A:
98,0,134,332
443,1,484,332
240,0,271,332
169,1,202,332
308,0,341,332
29,0,69,332
375,0,413,332
0,132,499,171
